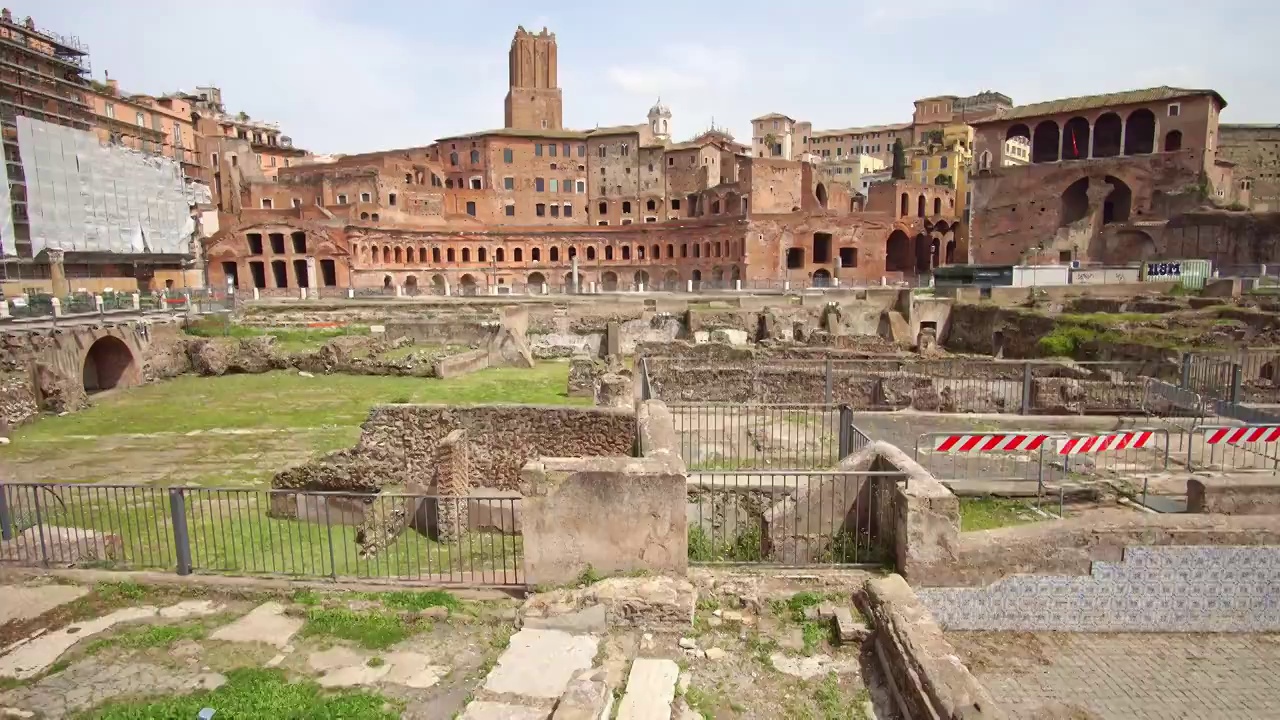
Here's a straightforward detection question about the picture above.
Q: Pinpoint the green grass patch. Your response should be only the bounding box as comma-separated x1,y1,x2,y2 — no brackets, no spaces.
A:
1037,324,1120,357
372,590,461,613
94,581,147,602
76,667,399,719
9,364,583,439
1056,312,1163,325
300,608,418,650
84,622,207,655
183,318,371,354
959,497,1041,531
688,525,764,562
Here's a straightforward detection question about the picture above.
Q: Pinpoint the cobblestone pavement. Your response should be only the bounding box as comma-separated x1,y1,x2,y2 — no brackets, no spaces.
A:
950,631,1280,720
0,660,224,719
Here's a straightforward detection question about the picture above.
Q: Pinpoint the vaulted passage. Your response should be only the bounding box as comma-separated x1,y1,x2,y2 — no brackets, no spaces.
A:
83,336,136,393
885,230,912,272
1060,177,1090,226
1062,117,1090,161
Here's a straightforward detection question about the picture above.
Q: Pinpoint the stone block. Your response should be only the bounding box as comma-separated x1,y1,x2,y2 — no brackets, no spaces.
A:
567,355,598,398
552,669,613,720
1187,474,1280,515
832,607,868,644
482,628,598,700
520,576,696,631
520,457,686,587
616,658,680,720
594,373,632,409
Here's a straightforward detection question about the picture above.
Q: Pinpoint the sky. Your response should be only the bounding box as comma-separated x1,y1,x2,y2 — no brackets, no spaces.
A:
37,0,1280,155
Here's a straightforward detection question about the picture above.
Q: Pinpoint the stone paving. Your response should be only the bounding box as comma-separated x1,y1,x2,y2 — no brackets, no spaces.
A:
950,631,1280,720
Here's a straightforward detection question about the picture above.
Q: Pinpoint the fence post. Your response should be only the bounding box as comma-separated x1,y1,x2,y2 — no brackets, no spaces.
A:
169,488,192,576
824,358,834,404
1021,362,1033,415
1230,363,1243,405
838,404,853,458
0,485,12,541
32,488,48,566
1179,354,1192,389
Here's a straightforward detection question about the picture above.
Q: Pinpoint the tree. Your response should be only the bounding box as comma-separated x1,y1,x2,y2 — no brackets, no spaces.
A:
891,139,907,180
763,133,778,157
934,173,954,188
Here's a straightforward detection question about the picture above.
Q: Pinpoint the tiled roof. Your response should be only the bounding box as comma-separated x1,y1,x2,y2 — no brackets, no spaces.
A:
438,124,644,142
810,122,912,138
975,86,1226,123
752,112,795,123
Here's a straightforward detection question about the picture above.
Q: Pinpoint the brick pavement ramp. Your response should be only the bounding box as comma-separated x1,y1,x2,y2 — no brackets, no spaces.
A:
949,631,1280,719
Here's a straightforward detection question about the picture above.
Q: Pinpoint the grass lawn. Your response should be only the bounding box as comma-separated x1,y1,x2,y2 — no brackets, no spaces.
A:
0,363,584,487
958,496,1043,531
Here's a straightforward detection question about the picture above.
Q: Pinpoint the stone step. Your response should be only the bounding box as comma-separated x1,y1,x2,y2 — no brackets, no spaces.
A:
616,658,680,720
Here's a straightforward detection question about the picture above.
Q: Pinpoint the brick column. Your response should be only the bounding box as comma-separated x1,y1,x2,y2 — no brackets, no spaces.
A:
432,429,471,542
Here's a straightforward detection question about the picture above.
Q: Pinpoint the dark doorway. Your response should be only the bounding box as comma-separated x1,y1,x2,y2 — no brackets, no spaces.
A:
1060,177,1090,226
1102,176,1132,225
1124,109,1155,155
813,232,832,263
249,261,266,289
1164,130,1183,152
885,230,912,272
1062,117,1090,160
83,336,136,393
269,233,285,254
271,260,288,288
812,269,831,287
914,233,931,273
320,259,337,286
1093,113,1122,157
221,262,239,288
247,233,264,255
786,247,805,269
291,231,307,254
1032,121,1060,163
293,259,309,288
815,183,828,209
838,247,856,268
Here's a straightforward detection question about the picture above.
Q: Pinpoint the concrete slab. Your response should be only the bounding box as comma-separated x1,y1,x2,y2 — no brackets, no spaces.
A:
317,663,391,688
158,599,222,619
520,605,606,634
0,585,88,625
307,646,364,672
482,628,598,700
0,606,157,680
616,658,679,720
459,701,551,720
551,670,613,720
383,651,449,689
209,602,302,648
769,652,860,680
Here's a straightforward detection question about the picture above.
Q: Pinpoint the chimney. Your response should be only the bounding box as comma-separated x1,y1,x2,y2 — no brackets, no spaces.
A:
106,79,119,96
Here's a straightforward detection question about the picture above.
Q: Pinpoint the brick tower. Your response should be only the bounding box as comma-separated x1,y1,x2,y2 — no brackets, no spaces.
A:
504,26,563,131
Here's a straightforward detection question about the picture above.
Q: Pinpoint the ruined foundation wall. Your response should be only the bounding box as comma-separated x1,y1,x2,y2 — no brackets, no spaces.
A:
357,404,637,492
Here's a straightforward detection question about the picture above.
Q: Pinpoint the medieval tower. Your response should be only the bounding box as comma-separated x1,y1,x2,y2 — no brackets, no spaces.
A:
504,27,563,131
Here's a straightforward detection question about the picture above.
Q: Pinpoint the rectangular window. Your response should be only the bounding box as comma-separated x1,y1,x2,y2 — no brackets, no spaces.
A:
535,178,545,192
550,179,558,192
466,201,477,217
389,193,397,206
550,204,560,217
668,157,674,166
291,198,301,208
504,177,514,190
504,148,513,163
563,144,571,157
564,204,573,217
270,156,277,167
536,203,546,217
1168,103,1181,117
535,144,543,156
261,198,273,209
921,159,928,171
598,145,607,158
337,194,347,204
576,180,585,193
549,144,557,157
577,144,586,157
505,204,515,216
105,103,115,119
361,192,371,202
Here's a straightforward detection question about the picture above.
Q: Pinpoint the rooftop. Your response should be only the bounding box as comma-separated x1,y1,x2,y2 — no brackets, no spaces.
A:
752,112,795,123
976,86,1227,123
437,124,645,143
810,122,912,138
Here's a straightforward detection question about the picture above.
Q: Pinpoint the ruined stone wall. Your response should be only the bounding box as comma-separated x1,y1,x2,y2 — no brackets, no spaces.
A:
356,404,637,492
433,348,490,379
0,371,38,427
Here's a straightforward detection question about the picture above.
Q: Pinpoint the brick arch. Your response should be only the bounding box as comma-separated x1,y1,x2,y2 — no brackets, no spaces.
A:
81,334,140,393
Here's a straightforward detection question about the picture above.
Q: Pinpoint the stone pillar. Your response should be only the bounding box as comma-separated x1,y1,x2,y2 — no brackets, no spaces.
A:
347,288,355,299
253,287,261,301
605,321,621,357
594,373,631,409
735,279,742,291
784,280,791,291
131,293,140,310
571,257,579,294
444,280,452,296
489,284,498,296
1118,122,1126,156
1087,122,1095,159
430,429,471,543
0,301,9,319
94,294,105,313
686,279,693,292
305,257,318,295
50,297,62,317
395,284,404,297
541,283,548,295
47,249,68,298
590,281,597,294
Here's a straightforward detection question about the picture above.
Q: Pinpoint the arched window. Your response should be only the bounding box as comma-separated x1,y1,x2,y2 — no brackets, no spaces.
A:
1164,130,1183,152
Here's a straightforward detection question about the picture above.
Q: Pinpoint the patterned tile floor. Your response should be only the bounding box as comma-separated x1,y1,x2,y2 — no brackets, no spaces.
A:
949,631,1280,720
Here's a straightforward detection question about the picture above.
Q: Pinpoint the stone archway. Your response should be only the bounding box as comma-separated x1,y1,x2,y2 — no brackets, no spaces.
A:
459,274,477,295
885,230,913,272
83,336,137,393
663,270,680,290
815,183,828,209
601,271,619,292
634,270,650,289
812,269,832,287
404,275,419,296
431,274,446,294
527,271,547,291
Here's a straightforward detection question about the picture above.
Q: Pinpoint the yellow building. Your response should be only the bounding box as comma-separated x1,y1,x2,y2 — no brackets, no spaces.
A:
912,123,974,219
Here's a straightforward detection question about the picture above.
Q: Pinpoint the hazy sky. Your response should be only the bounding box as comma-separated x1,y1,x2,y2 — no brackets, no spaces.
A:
37,1,1280,155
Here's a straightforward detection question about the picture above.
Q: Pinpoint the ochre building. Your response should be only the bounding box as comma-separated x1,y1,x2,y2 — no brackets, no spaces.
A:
205,26,962,293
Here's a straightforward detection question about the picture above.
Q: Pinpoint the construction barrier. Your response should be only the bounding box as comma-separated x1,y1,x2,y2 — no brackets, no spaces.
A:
1188,424,1280,472
1057,430,1159,455
1055,428,1171,507
932,433,1055,453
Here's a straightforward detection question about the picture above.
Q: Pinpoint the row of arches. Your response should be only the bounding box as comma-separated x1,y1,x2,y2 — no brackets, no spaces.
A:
1001,108,1178,166
353,239,746,269
899,192,954,219
383,266,747,295
884,226,958,275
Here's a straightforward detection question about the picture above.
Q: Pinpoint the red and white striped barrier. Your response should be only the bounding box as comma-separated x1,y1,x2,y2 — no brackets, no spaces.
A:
932,434,1053,452
1058,431,1155,455
1204,426,1280,445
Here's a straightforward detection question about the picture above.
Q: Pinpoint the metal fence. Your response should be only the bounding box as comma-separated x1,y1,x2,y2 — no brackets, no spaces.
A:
648,357,1160,415
0,483,522,587
1186,425,1280,473
686,470,897,566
